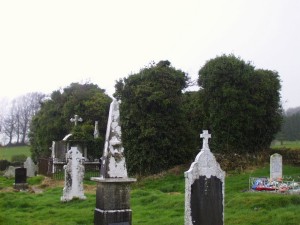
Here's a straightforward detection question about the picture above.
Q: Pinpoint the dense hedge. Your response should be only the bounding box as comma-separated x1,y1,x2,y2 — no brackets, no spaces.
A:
215,148,300,172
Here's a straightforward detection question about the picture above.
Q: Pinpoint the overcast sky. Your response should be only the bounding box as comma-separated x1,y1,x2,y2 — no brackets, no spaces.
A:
0,0,299,110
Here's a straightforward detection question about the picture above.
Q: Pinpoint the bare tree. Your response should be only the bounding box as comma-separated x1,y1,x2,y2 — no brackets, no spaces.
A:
0,92,45,145
17,92,45,144
2,101,16,145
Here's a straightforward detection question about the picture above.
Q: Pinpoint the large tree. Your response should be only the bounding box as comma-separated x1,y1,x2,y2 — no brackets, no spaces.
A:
114,61,195,175
29,82,111,160
198,54,282,153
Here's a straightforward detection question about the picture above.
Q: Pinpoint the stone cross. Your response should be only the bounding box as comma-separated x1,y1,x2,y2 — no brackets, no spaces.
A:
61,147,86,202
200,130,211,150
70,114,83,126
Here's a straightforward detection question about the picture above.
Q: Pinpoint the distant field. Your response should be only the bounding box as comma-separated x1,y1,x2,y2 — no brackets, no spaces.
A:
0,146,31,161
271,140,300,150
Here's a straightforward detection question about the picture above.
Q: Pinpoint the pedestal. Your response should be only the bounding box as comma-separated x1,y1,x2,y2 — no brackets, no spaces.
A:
91,177,136,225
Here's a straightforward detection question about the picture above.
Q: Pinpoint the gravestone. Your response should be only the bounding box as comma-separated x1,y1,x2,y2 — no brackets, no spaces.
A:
24,157,36,177
4,166,16,178
14,167,28,190
91,99,136,225
270,153,282,181
61,146,86,202
185,130,225,225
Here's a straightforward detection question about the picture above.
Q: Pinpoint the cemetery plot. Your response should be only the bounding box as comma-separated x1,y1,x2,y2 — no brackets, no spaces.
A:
250,176,300,193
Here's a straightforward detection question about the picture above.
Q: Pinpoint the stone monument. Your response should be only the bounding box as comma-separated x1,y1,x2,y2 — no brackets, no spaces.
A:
91,99,136,225
14,167,28,190
61,146,86,202
185,130,225,225
270,153,282,181
24,157,37,177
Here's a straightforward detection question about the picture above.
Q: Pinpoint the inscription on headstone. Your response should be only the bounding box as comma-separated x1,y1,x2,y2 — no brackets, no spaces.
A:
185,130,225,225
270,153,282,181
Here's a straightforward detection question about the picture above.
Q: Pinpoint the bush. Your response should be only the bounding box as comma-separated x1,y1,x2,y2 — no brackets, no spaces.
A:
0,160,10,171
11,154,27,163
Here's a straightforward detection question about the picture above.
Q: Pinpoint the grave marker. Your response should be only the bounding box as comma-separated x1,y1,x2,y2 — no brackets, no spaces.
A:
14,167,28,190
92,99,136,225
24,157,36,177
61,147,86,202
185,130,225,225
270,153,282,181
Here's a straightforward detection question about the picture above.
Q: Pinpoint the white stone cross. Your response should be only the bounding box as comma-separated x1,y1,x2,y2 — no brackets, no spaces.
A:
70,115,83,126
200,130,211,151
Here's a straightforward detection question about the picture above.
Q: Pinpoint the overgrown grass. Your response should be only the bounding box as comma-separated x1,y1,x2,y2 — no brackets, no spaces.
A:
0,146,31,161
0,164,300,224
271,140,300,150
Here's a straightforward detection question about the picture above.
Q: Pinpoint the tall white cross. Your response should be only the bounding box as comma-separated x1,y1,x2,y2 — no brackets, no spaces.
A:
70,115,83,126
200,130,211,150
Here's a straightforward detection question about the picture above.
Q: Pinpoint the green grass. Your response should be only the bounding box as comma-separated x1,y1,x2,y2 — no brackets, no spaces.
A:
271,140,300,150
0,146,31,161
0,164,300,224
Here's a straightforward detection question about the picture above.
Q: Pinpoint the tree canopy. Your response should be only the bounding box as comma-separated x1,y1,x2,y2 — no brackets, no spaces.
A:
198,54,282,153
114,61,196,175
29,82,111,160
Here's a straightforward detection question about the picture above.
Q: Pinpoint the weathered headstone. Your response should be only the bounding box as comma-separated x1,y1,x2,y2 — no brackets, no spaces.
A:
91,99,136,225
100,99,127,178
24,157,36,177
4,166,16,178
270,153,282,181
61,146,86,202
185,130,225,225
14,167,28,190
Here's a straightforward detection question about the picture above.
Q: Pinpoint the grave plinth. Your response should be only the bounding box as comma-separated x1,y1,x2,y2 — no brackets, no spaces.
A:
91,177,136,225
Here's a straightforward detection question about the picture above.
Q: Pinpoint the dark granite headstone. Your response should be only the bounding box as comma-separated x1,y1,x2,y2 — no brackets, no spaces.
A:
191,176,223,225
14,168,28,190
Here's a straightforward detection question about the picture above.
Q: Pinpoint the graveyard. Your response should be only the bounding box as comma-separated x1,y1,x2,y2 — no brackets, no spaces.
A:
0,163,300,225
0,100,300,224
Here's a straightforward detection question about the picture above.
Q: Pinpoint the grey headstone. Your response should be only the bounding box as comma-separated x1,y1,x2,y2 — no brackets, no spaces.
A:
185,130,225,225
100,99,127,178
61,147,86,202
4,166,16,178
270,153,282,180
24,157,36,177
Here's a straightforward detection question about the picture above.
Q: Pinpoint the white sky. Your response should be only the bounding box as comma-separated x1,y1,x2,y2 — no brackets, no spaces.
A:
0,0,299,109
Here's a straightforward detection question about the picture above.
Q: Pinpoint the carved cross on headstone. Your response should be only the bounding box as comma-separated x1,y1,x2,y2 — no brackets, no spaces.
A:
200,130,211,151
70,115,83,126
